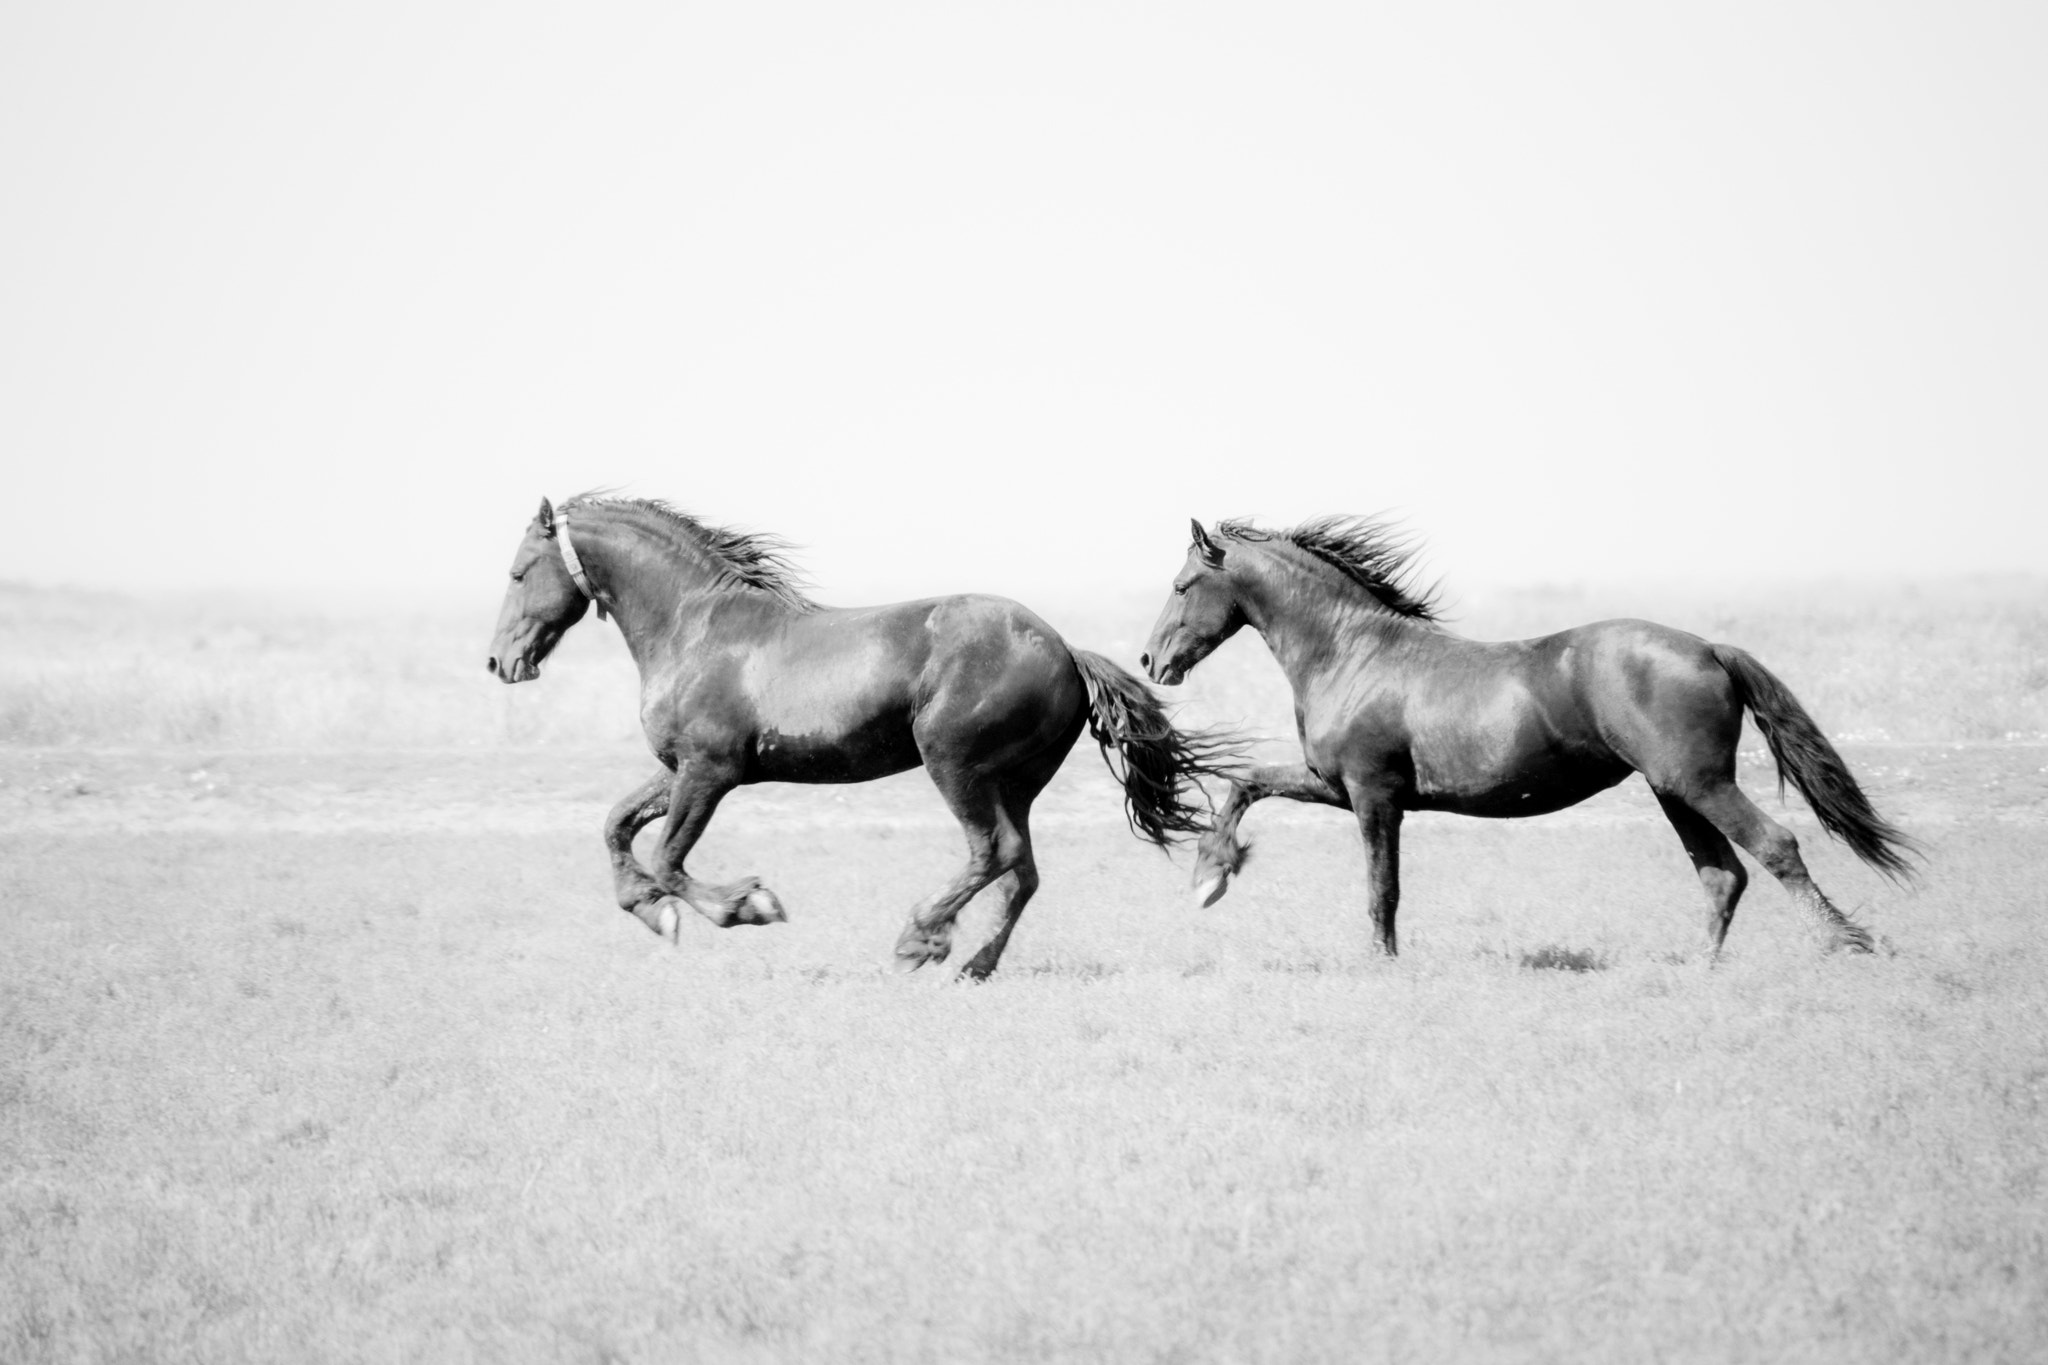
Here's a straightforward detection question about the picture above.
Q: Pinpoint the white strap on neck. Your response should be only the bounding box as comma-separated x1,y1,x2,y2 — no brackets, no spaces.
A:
555,514,608,620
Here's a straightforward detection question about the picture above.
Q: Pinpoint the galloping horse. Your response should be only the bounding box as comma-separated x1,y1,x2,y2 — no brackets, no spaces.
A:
1140,517,1918,957
488,496,1236,977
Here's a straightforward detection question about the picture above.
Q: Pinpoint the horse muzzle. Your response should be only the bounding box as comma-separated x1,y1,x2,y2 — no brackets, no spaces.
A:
487,620,558,684
487,653,541,684
1139,649,1188,688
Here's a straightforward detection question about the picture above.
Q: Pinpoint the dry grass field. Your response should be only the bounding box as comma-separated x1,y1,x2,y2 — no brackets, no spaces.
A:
4,578,2047,1362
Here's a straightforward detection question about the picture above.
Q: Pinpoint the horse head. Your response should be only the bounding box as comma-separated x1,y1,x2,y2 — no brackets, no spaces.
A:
1141,519,1245,686
487,497,594,683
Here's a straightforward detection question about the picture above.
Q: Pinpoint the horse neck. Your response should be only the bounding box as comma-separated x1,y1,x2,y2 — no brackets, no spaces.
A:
566,512,768,673
1231,544,1428,686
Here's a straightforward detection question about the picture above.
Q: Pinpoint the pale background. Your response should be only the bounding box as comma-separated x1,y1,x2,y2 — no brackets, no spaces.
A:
6,10,2048,1359
3,0,2043,608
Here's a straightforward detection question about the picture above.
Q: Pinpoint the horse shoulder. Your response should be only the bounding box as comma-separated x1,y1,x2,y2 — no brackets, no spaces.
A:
1297,681,1410,779
1289,630,1446,752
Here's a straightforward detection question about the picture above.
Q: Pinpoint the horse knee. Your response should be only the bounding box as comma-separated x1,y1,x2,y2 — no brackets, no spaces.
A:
602,808,636,851
992,824,1032,870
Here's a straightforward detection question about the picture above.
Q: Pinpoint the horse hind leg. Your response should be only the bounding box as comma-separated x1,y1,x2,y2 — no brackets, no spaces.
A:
957,793,1042,981
894,772,1008,971
1654,791,1748,958
1686,782,1874,953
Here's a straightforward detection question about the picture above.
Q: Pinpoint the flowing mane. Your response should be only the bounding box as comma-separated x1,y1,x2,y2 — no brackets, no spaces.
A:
565,494,818,612
1218,515,1443,622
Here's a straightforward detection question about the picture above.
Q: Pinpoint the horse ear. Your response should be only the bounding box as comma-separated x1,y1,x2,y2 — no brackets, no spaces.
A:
536,498,556,537
1190,519,1224,567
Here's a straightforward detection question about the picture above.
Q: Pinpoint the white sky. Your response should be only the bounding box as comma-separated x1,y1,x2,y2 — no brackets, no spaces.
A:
3,1,2043,606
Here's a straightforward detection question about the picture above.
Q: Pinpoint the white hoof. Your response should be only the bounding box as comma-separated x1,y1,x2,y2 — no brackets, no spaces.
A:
741,886,787,925
655,900,680,943
1194,875,1230,909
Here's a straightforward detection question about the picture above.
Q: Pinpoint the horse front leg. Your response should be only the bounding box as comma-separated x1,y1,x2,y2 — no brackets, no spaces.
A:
641,757,786,940
606,769,677,936
1192,763,1350,907
1354,797,1403,956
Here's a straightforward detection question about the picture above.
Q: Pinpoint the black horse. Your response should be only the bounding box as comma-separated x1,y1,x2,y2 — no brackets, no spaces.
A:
488,496,1235,978
1141,517,1918,957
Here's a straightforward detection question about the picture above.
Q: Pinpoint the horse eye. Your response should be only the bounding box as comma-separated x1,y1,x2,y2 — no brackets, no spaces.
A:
1172,583,1188,597
511,571,524,583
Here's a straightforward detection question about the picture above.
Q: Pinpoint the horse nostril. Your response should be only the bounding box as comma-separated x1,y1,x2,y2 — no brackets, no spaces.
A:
1139,652,1151,670
486,657,497,674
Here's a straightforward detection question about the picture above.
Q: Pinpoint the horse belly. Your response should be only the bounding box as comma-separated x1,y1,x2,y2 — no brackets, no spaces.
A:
752,715,922,782
1413,758,1630,817
1407,723,1630,817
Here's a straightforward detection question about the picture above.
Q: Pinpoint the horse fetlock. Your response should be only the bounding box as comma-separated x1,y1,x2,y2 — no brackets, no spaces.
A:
1191,835,1243,908
1793,888,1875,955
1195,827,1249,875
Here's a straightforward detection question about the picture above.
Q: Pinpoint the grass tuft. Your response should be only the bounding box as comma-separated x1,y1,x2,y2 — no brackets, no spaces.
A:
1520,945,1609,973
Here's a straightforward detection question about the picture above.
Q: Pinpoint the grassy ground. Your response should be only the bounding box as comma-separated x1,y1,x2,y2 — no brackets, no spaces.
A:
4,579,2047,1361
4,743,2047,1362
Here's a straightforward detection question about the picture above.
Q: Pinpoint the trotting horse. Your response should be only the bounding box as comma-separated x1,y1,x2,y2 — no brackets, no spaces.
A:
488,495,1236,978
1140,516,1918,957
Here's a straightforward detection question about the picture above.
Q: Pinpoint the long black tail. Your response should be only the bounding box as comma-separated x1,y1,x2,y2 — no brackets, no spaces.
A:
1712,644,1921,882
1071,649,1245,847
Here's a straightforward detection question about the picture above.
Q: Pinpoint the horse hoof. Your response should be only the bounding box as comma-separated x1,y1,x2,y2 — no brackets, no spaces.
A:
893,943,938,973
654,899,681,943
1193,874,1230,909
893,933,951,971
739,886,787,925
